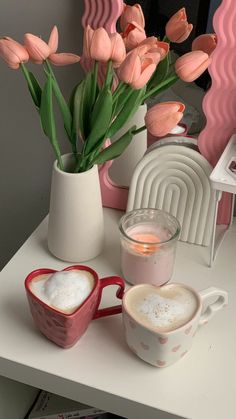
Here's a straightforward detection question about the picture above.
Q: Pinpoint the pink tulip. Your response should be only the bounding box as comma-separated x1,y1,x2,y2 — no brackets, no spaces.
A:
0,37,29,69
192,34,217,56
120,3,145,31
83,26,112,62
24,27,80,66
145,102,185,137
117,49,156,89
138,37,169,61
24,33,51,64
165,8,193,43
175,50,211,82
109,33,126,67
122,21,146,51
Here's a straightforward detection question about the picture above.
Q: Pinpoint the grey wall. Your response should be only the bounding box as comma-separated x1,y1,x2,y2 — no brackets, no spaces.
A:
0,0,84,269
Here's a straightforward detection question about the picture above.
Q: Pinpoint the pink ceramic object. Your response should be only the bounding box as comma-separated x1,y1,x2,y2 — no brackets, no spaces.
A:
25,265,125,348
198,0,236,224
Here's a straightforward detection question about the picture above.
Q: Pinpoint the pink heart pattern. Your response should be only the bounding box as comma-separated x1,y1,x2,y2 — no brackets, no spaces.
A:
172,345,181,352
185,326,192,335
156,360,166,367
158,336,168,344
140,341,150,350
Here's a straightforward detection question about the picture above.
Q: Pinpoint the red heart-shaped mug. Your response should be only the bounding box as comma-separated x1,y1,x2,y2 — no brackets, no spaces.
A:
25,265,125,348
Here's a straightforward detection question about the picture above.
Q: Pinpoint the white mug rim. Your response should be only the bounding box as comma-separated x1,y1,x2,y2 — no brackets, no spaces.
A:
123,282,202,335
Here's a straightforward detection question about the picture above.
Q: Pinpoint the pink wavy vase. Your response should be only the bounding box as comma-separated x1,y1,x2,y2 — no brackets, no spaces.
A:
198,0,236,224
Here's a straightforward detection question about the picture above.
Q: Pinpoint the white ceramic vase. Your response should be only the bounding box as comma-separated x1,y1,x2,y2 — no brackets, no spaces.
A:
109,104,147,187
47,154,104,262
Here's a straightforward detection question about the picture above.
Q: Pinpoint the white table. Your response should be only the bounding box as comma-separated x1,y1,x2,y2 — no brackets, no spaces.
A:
0,208,235,419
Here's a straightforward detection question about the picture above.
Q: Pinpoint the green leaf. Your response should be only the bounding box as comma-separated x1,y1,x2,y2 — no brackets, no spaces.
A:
107,87,146,138
40,75,61,161
28,71,42,108
72,80,85,140
82,70,94,138
92,125,136,165
51,78,72,140
147,53,169,93
84,86,113,155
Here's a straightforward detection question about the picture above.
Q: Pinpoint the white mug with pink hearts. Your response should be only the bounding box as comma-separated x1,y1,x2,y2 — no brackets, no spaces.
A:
122,283,228,367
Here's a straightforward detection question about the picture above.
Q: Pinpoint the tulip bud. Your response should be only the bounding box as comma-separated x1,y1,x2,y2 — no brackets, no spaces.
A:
120,4,145,31
0,37,29,69
192,34,217,56
122,21,146,51
165,8,193,43
145,102,185,137
175,50,211,82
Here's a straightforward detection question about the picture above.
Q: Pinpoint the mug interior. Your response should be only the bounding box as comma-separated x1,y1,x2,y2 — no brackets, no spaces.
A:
25,265,98,316
123,283,202,334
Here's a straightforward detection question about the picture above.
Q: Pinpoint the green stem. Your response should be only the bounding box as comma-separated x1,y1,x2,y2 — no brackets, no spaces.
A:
133,125,147,135
91,61,98,105
143,74,179,101
104,60,113,88
112,81,126,103
20,63,39,107
163,35,170,43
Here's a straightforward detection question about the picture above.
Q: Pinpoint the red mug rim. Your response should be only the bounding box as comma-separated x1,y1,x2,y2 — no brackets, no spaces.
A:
25,265,99,317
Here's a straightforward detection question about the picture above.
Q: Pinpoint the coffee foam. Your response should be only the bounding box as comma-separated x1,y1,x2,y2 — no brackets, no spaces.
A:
127,285,198,332
30,270,94,313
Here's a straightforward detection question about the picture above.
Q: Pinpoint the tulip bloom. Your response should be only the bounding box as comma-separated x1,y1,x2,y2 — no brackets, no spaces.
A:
192,34,217,56
117,49,156,89
83,26,112,62
175,50,211,82
109,33,126,67
165,8,193,43
120,3,145,31
24,26,80,65
0,37,29,69
139,37,169,61
145,102,185,137
122,21,146,51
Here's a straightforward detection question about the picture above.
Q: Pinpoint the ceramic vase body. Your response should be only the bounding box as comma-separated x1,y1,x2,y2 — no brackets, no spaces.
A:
109,104,147,187
48,154,104,262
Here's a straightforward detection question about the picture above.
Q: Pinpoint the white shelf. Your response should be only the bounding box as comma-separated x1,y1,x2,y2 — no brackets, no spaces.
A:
0,208,235,419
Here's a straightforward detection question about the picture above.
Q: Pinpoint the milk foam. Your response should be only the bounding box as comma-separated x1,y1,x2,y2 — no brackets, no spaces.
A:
127,285,198,332
30,270,94,313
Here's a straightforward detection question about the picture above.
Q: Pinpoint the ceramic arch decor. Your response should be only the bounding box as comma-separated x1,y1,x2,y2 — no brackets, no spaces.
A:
82,0,235,225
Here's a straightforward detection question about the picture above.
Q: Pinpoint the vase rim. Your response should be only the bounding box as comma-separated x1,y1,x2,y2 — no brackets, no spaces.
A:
54,153,97,176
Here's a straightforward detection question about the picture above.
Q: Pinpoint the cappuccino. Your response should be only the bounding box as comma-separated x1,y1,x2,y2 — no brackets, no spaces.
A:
125,284,198,332
30,270,94,314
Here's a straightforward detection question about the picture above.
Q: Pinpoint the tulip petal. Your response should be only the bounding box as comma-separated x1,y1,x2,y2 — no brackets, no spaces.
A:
110,33,126,67
0,37,29,69
24,33,51,63
145,102,185,137
90,28,112,62
192,33,217,56
117,49,141,84
175,50,211,82
48,26,58,54
120,4,145,32
131,62,156,89
49,52,80,66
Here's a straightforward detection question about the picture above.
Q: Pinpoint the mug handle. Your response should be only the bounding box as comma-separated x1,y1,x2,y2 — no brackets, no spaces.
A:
93,276,125,319
199,287,228,325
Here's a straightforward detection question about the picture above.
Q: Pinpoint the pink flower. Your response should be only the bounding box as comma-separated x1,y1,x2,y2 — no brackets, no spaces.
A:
192,34,217,56
175,50,211,82
83,26,112,62
138,37,169,61
122,21,146,51
117,48,156,89
120,3,145,31
24,26,80,65
0,37,29,69
145,102,185,137
165,8,193,43
110,33,126,67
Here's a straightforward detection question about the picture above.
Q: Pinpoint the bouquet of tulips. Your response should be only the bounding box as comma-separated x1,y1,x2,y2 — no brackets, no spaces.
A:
0,5,217,173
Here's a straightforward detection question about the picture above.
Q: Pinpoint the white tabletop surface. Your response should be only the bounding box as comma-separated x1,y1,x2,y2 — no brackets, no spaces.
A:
0,208,235,419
